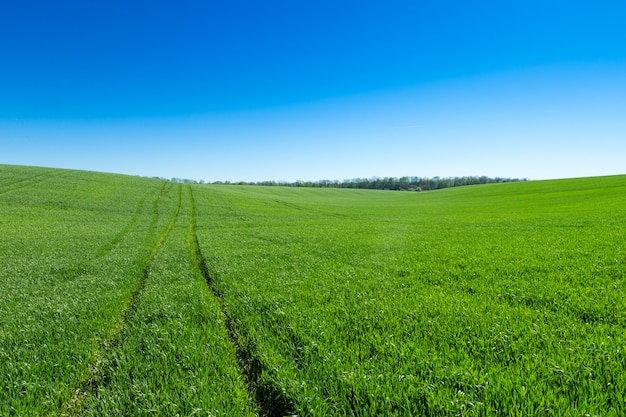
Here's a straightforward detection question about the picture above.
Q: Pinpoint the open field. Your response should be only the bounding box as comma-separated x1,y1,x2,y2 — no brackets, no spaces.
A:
1,164,624,416
0,166,253,416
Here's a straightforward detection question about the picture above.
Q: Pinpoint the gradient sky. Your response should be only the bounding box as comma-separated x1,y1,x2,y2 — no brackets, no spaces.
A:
1,1,625,182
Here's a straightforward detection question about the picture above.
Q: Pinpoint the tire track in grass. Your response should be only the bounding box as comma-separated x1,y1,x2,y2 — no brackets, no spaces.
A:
187,185,296,417
0,171,48,190
48,182,165,284
92,182,164,259
61,183,182,416
0,169,71,196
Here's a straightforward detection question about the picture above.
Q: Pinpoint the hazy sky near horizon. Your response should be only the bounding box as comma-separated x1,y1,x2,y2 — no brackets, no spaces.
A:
2,1,625,182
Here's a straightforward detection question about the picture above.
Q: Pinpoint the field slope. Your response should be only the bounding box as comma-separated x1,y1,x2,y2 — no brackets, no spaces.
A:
0,165,254,416
1,164,624,416
193,176,626,416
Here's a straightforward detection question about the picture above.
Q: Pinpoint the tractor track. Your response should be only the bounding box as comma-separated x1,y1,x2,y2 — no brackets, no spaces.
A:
186,185,296,417
61,183,182,416
0,169,71,196
48,182,163,285
92,183,161,259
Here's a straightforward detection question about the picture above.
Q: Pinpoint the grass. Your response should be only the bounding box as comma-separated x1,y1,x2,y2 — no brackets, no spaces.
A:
0,166,254,416
80,185,255,416
193,178,626,416
1,164,624,416
1,167,165,415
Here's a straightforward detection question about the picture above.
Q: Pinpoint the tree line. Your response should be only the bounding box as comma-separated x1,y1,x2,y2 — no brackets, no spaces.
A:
211,176,527,191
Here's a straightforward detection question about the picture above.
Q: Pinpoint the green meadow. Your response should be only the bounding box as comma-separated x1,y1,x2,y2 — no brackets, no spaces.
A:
1,164,624,416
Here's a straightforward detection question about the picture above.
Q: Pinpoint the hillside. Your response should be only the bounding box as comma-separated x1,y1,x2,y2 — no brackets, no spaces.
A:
1,164,624,416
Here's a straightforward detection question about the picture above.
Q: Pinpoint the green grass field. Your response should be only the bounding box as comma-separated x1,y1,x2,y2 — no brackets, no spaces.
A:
1,164,624,416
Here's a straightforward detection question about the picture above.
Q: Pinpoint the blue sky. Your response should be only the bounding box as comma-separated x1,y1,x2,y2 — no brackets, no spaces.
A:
1,1,625,182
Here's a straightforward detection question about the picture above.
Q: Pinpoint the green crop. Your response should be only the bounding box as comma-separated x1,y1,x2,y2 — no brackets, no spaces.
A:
194,177,626,416
1,164,624,416
1,167,164,415
0,166,253,416
79,185,255,416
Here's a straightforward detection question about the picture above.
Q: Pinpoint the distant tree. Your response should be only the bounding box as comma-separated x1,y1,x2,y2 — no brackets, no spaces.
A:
229,175,525,191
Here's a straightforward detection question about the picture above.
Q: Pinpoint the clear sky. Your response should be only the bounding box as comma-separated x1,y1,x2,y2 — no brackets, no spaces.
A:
1,1,625,182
